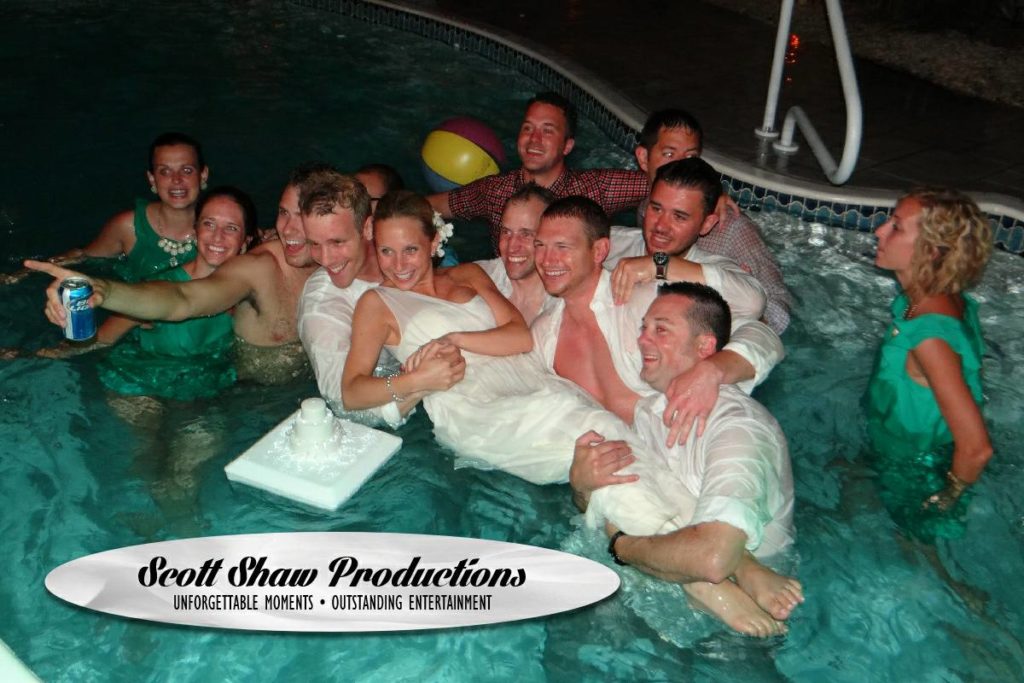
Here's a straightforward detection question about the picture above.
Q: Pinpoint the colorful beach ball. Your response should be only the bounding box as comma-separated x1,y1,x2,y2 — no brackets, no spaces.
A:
421,117,506,193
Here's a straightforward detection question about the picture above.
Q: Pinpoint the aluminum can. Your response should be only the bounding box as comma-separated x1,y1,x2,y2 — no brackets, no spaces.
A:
59,277,96,341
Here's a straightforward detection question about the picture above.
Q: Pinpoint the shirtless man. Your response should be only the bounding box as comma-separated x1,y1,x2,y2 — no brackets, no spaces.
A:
474,184,555,324
427,92,648,247
531,196,783,442
572,282,802,637
27,163,329,384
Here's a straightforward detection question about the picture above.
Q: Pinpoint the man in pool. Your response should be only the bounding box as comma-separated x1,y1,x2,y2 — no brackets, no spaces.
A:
474,184,556,325
570,282,801,637
531,194,782,444
628,109,791,333
354,163,405,214
427,92,649,247
27,164,328,384
297,168,464,425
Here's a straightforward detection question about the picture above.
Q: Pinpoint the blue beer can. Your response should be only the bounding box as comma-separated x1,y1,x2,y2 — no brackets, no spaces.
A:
59,277,96,341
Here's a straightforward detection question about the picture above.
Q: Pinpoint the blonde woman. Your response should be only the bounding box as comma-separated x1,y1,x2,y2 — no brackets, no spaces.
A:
866,188,993,539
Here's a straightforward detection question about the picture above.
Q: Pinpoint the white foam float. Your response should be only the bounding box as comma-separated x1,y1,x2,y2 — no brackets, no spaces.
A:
225,398,402,510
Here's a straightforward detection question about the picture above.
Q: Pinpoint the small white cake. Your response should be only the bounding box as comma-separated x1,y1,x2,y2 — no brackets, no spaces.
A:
290,398,338,452
225,397,403,510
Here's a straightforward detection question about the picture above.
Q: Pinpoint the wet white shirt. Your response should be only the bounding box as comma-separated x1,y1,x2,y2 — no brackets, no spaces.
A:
531,270,782,396
604,226,768,322
296,269,403,427
630,388,795,557
474,258,513,297
475,258,556,322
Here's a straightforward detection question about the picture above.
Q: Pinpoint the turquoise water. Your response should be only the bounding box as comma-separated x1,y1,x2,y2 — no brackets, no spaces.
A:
3,2,1024,681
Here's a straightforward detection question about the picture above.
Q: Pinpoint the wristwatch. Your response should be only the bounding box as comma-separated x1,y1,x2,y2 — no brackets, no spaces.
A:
653,251,669,281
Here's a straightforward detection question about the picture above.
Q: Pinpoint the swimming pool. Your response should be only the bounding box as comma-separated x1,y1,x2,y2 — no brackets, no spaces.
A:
2,1,1023,681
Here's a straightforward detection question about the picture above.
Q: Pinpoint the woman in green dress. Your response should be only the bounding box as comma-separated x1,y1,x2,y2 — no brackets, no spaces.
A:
97,186,258,400
865,188,993,539
2,132,209,285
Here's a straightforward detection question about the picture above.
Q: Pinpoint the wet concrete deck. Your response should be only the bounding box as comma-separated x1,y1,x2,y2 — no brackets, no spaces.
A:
431,0,1024,202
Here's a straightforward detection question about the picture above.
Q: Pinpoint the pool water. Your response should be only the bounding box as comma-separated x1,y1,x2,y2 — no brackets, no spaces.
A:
2,2,1024,681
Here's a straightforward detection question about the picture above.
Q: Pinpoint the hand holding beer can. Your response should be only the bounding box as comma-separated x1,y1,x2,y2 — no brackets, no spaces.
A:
59,277,96,341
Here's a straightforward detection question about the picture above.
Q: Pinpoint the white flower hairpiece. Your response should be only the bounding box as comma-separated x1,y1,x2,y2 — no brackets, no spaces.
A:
432,211,455,258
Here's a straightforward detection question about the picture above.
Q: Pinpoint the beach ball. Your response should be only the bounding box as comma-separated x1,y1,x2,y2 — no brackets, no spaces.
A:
421,116,506,192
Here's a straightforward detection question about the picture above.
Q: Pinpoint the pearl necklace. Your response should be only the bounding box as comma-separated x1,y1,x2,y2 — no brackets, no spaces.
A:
157,236,196,256
151,207,196,257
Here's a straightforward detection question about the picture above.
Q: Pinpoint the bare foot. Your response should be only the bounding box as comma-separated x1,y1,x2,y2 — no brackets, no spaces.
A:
734,554,804,620
683,580,787,638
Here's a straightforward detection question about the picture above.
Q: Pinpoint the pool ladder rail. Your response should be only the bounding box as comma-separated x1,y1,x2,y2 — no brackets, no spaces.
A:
755,0,863,186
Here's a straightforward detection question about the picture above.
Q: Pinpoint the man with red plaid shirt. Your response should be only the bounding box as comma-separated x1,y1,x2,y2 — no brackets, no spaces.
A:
427,92,649,246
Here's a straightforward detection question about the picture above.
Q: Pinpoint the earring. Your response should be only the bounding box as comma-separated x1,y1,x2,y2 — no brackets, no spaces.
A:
201,181,208,190
150,185,157,193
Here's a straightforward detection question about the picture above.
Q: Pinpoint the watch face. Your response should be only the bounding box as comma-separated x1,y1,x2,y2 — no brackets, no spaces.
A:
653,251,669,266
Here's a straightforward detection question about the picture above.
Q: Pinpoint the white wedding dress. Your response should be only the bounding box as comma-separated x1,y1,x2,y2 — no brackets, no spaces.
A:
375,288,630,485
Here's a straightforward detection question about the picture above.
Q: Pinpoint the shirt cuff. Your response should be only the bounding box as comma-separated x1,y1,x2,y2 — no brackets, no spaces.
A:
691,495,765,551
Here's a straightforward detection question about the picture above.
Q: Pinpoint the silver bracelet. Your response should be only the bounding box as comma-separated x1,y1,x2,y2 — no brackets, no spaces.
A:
385,373,405,403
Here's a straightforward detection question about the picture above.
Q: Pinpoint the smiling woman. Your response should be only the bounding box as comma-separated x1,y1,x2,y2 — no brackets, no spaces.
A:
97,186,257,401
1,132,208,287
339,189,647,485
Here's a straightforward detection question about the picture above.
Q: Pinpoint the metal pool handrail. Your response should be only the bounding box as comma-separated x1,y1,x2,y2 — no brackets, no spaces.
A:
755,0,863,186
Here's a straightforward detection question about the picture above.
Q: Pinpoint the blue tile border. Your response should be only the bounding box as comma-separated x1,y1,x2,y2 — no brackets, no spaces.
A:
294,0,1024,255
724,172,1024,251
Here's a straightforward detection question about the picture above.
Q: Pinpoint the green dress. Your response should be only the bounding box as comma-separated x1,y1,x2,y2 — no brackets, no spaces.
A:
113,199,196,282
864,292,985,540
99,267,235,400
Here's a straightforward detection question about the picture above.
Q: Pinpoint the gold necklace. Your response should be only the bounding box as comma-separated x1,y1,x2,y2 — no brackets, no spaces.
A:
904,300,920,319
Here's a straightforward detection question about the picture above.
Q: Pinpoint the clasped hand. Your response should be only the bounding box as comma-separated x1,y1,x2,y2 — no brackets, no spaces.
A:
402,339,466,392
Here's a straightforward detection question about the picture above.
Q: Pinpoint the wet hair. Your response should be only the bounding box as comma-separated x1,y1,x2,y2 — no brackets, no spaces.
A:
355,163,405,195
653,157,723,216
637,108,704,152
526,91,578,139
903,187,992,296
657,282,731,351
148,132,205,171
297,169,371,227
288,161,339,188
195,185,259,248
374,190,435,239
541,196,610,246
505,182,556,209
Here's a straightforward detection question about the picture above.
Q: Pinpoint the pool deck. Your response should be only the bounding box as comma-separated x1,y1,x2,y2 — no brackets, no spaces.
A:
424,0,1024,205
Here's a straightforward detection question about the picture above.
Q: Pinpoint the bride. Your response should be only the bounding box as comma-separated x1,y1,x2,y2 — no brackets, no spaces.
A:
342,190,639,485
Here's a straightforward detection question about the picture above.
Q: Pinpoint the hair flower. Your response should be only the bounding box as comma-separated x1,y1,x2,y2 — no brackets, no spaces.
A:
432,211,455,258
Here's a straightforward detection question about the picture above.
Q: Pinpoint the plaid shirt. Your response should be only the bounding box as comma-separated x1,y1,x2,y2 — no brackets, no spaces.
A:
448,167,649,242
698,211,791,334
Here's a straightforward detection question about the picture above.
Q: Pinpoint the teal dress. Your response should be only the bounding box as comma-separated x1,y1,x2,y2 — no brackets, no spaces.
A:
99,267,235,400
112,199,196,282
864,292,985,540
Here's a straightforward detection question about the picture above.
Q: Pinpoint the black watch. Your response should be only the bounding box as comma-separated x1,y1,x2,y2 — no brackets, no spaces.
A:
607,530,628,566
653,251,669,281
